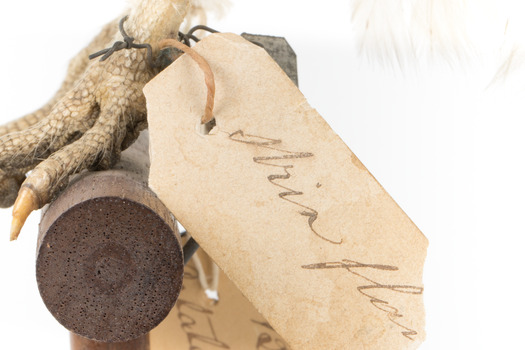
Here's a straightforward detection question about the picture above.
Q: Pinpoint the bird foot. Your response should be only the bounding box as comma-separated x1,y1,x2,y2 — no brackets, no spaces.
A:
1,0,191,239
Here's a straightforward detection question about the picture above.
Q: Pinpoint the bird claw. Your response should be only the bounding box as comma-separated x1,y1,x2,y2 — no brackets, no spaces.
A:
10,186,39,241
1,1,192,239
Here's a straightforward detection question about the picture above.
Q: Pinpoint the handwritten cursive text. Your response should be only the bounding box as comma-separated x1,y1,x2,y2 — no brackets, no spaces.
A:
229,130,342,244
302,259,423,340
177,266,230,350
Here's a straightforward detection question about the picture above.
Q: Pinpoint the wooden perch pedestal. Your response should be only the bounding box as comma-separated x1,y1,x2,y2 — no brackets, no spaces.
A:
36,132,184,347
71,333,150,350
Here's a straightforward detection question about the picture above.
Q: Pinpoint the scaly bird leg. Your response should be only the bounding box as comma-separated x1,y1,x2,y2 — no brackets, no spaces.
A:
5,0,191,240
0,18,119,138
0,18,119,208
10,102,134,240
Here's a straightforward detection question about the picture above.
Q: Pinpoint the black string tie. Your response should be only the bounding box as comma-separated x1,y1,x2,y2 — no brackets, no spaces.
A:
89,16,154,66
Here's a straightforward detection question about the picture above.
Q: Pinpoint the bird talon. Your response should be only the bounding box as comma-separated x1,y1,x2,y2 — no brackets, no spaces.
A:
2,0,196,239
10,186,39,241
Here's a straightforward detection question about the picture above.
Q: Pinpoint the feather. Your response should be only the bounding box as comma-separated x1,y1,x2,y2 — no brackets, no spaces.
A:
492,2,525,83
351,0,415,69
182,0,232,33
351,0,525,78
410,0,472,63
351,0,474,66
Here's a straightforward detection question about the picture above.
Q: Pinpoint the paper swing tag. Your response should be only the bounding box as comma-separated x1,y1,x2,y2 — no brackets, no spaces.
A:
145,33,428,350
150,250,289,349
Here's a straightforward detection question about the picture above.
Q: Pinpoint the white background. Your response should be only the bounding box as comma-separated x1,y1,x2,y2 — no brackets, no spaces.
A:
0,1,524,349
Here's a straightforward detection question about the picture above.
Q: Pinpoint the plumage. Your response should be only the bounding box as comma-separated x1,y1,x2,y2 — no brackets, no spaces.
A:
351,0,525,76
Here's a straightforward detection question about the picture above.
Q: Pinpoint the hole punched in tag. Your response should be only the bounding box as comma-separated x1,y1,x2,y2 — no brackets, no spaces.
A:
158,38,216,135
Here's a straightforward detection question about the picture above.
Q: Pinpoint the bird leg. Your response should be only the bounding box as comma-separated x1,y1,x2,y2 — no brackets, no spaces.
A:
0,18,120,209
3,0,191,240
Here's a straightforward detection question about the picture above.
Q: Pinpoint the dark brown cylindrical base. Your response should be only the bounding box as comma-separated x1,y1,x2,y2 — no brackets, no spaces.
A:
71,332,150,350
37,169,184,343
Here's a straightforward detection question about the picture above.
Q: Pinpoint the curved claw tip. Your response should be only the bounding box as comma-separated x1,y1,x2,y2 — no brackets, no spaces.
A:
10,218,23,242
10,187,39,241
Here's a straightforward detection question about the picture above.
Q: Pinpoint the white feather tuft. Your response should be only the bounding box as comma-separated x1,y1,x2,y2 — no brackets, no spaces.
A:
351,0,525,78
492,46,525,85
491,2,525,83
352,0,415,69
182,0,232,33
410,0,472,63
351,0,475,67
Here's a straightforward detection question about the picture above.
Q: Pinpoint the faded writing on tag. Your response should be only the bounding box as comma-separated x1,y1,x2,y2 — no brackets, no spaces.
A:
176,265,230,349
251,320,289,350
228,130,342,245
146,32,428,349
303,259,423,340
150,252,290,350
228,128,423,340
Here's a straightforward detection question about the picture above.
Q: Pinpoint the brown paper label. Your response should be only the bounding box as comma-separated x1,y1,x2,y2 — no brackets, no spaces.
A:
146,33,428,350
150,250,289,350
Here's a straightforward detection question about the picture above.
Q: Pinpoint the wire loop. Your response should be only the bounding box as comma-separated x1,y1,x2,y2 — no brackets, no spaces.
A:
89,16,155,67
